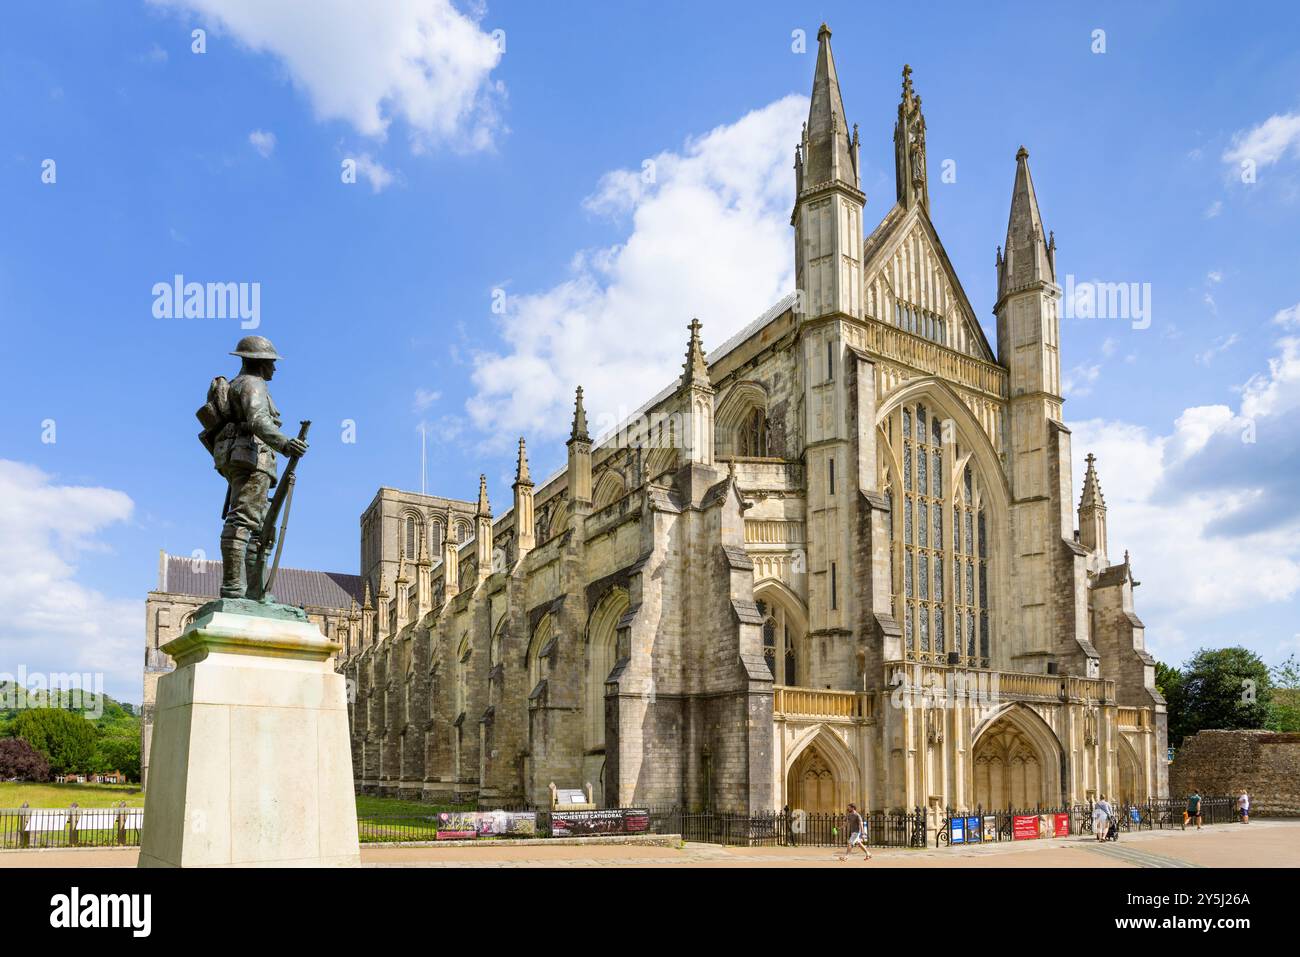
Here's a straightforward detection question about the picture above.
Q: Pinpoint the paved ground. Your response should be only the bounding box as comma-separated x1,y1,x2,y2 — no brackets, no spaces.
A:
3,820,1296,868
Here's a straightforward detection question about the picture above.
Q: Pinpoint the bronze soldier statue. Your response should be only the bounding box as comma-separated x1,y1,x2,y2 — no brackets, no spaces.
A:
197,336,309,600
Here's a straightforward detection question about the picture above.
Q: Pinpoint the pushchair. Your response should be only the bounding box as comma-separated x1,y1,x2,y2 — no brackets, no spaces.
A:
1105,815,1119,842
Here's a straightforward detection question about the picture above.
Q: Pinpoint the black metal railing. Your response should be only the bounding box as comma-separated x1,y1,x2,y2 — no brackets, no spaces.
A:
0,803,143,850
656,807,927,848
934,796,1240,847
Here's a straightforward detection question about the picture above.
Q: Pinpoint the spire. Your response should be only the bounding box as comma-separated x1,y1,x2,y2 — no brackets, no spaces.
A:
1078,452,1108,558
680,317,711,389
802,23,858,189
569,386,590,445
999,145,1054,297
893,64,929,211
514,436,536,555
476,473,491,517
677,319,715,466
514,437,532,487
1079,453,1106,510
362,579,373,611
418,525,431,565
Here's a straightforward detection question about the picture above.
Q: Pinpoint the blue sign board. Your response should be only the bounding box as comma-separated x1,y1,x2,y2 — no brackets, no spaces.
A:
966,816,981,843
950,816,965,844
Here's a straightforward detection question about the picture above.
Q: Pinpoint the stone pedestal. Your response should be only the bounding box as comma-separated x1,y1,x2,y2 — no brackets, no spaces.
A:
140,600,361,867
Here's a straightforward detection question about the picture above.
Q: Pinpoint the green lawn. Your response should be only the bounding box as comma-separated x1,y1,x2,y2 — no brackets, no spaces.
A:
0,782,143,808
354,793,473,818
0,784,480,815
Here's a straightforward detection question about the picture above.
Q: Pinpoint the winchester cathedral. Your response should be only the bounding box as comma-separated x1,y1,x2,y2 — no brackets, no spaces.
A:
145,25,1168,816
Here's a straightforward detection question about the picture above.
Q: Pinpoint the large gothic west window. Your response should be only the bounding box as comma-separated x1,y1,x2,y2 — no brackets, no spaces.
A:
886,401,993,667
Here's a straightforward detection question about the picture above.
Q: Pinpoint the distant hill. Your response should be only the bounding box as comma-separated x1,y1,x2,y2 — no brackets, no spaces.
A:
0,681,138,729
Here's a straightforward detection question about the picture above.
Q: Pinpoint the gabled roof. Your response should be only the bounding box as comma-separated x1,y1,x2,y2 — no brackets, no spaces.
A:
861,201,997,362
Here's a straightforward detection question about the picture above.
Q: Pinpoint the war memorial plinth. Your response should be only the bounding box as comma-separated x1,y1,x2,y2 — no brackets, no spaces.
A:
138,599,361,867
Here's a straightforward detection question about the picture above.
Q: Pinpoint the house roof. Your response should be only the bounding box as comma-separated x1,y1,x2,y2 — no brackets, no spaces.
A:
157,553,364,610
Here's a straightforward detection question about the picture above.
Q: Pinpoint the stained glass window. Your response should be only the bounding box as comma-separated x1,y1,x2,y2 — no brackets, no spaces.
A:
889,403,994,666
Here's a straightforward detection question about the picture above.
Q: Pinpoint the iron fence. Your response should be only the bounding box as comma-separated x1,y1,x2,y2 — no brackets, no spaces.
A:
0,804,143,850
934,796,1239,847
655,807,927,848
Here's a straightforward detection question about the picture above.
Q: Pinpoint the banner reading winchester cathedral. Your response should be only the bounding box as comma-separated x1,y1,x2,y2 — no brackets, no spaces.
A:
144,24,1168,819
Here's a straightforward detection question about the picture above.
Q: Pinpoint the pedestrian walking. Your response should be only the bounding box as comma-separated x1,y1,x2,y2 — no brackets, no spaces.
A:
1237,789,1250,824
1092,796,1112,842
1186,789,1202,830
839,803,872,861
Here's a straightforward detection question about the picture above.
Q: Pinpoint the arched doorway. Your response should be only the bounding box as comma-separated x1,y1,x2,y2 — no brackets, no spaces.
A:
789,746,837,813
784,728,857,814
1117,736,1143,804
971,705,1062,810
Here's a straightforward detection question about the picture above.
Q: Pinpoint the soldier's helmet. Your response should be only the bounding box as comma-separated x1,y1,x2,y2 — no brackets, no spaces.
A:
230,335,284,360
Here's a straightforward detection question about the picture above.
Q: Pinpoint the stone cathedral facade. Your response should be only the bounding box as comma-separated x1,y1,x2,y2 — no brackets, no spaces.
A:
337,25,1168,817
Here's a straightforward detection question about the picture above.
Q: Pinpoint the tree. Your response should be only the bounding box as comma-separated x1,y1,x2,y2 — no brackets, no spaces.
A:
1168,647,1273,746
1269,653,1300,733
0,737,51,782
1154,660,1186,745
14,708,98,775
93,732,141,782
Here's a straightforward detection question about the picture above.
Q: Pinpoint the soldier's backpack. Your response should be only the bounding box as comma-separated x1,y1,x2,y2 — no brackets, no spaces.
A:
196,376,233,454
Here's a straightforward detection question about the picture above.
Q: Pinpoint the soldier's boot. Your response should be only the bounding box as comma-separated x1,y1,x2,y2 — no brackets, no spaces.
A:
220,527,250,598
245,536,264,602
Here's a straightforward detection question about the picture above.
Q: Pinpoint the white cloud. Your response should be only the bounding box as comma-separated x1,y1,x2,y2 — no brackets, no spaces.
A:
1204,199,1222,218
1272,302,1300,329
464,94,806,447
1062,362,1102,398
248,128,276,158
1070,321,1300,661
354,153,395,192
150,0,505,152
1194,332,1238,366
0,461,140,700
1206,270,1223,284
1100,337,1118,358
1223,112,1300,168
413,388,441,412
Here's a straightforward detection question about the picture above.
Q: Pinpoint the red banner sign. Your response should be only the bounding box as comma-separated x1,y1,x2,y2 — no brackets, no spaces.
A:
1054,812,1070,837
1012,815,1039,840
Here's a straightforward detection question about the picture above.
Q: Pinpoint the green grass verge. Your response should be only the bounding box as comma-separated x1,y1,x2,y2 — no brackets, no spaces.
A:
0,782,143,808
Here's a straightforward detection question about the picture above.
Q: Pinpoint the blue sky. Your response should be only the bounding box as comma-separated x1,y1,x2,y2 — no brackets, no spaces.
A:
2,0,1299,701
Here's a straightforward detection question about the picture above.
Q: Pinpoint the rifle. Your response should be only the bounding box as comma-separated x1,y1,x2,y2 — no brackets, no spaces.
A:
248,420,311,602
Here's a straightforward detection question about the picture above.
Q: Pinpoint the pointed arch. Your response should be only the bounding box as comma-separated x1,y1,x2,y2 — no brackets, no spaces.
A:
643,446,678,482
547,501,571,542
715,380,770,458
489,613,507,669
876,377,1010,669
784,724,859,814
970,703,1063,809
591,469,627,511
526,615,554,695
754,582,808,687
1117,732,1144,804
585,587,629,750
454,632,471,719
